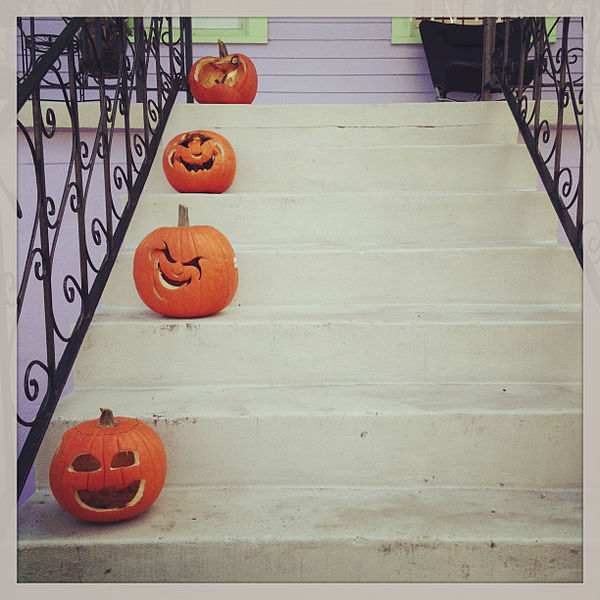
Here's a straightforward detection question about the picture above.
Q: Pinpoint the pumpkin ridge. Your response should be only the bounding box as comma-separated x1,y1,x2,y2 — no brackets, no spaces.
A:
85,431,107,493
114,427,144,492
127,423,166,499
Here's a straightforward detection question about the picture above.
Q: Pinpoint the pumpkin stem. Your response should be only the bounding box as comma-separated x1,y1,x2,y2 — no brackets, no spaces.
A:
218,38,228,57
178,204,190,228
97,408,119,428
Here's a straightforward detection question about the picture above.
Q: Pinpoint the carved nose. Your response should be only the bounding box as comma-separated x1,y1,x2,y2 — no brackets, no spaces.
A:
189,139,203,155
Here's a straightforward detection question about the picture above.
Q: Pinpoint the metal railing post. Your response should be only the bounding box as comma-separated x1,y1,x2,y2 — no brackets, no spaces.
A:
482,18,496,100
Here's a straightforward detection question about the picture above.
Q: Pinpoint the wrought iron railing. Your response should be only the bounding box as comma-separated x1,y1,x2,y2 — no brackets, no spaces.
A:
485,17,583,267
16,17,193,498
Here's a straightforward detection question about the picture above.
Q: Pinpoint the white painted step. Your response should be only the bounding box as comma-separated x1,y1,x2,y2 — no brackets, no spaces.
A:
123,191,561,246
73,304,582,388
17,485,582,583
161,101,517,131
190,121,517,148
32,383,582,491
102,241,581,309
146,143,538,193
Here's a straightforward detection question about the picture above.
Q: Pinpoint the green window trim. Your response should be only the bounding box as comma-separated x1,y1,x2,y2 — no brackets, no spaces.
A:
391,17,558,44
391,18,422,44
126,17,268,44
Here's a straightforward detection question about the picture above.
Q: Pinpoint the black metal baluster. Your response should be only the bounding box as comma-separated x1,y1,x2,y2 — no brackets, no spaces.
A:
67,41,88,311
554,19,569,204
17,84,57,498
182,17,194,104
134,18,149,146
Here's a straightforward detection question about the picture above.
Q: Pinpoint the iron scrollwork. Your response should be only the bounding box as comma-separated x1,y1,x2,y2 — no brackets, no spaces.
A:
16,17,194,498
491,17,583,267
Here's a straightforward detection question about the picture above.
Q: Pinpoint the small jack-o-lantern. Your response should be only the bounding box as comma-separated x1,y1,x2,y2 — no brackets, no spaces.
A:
133,204,238,318
162,129,236,193
189,39,258,104
49,408,167,523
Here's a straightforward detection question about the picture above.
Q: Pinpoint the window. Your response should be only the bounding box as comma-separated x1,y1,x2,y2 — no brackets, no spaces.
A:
127,17,268,44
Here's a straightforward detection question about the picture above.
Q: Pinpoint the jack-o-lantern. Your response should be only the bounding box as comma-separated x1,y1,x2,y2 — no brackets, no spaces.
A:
133,204,238,318
162,130,236,193
188,39,258,104
49,408,167,523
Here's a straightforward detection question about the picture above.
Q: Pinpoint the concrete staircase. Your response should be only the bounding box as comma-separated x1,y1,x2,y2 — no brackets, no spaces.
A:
17,101,583,583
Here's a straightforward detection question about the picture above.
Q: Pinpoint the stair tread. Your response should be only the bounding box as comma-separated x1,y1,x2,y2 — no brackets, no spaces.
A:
19,485,581,545
18,485,582,582
57,382,582,416
20,100,518,130
136,189,552,200
160,100,515,127
95,303,582,325
121,239,572,252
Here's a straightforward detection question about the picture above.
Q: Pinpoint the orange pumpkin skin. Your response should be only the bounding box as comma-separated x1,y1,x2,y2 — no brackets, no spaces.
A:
133,220,238,318
49,409,167,523
188,42,257,104
162,130,236,194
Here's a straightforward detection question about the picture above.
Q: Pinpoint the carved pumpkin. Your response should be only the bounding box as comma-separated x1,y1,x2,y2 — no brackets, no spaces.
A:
162,129,236,193
49,408,167,523
188,39,258,104
133,204,238,318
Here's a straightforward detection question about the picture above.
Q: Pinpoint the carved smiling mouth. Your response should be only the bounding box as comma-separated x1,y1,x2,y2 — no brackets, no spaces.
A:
75,480,145,511
159,268,192,289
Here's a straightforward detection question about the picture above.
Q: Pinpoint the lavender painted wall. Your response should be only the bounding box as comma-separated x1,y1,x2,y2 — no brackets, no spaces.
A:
18,17,584,104
228,17,436,104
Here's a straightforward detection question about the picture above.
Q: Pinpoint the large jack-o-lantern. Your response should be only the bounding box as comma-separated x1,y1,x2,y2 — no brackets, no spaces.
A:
133,204,238,318
162,130,236,193
49,408,167,523
189,39,258,104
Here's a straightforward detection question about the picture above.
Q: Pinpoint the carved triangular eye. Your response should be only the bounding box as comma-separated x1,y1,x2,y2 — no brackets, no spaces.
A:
69,454,101,472
111,451,138,468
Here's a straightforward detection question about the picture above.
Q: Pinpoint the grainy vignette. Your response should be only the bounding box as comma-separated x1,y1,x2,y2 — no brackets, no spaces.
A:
0,0,17,596
3,0,600,598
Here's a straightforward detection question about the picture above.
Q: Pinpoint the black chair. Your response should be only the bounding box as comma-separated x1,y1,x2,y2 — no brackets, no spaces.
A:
419,19,535,100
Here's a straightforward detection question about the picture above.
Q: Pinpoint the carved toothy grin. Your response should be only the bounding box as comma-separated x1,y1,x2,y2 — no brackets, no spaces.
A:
75,480,145,511
180,155,215,172
166,149,215,172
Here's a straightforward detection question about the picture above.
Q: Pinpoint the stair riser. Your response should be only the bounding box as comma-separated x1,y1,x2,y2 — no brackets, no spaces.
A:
124,192,560,247
18,537,581,583
102,246,582,308
161,124,517,149
73,319,581,387
161,101,516,130
147,144,538,193
33,410,581,490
